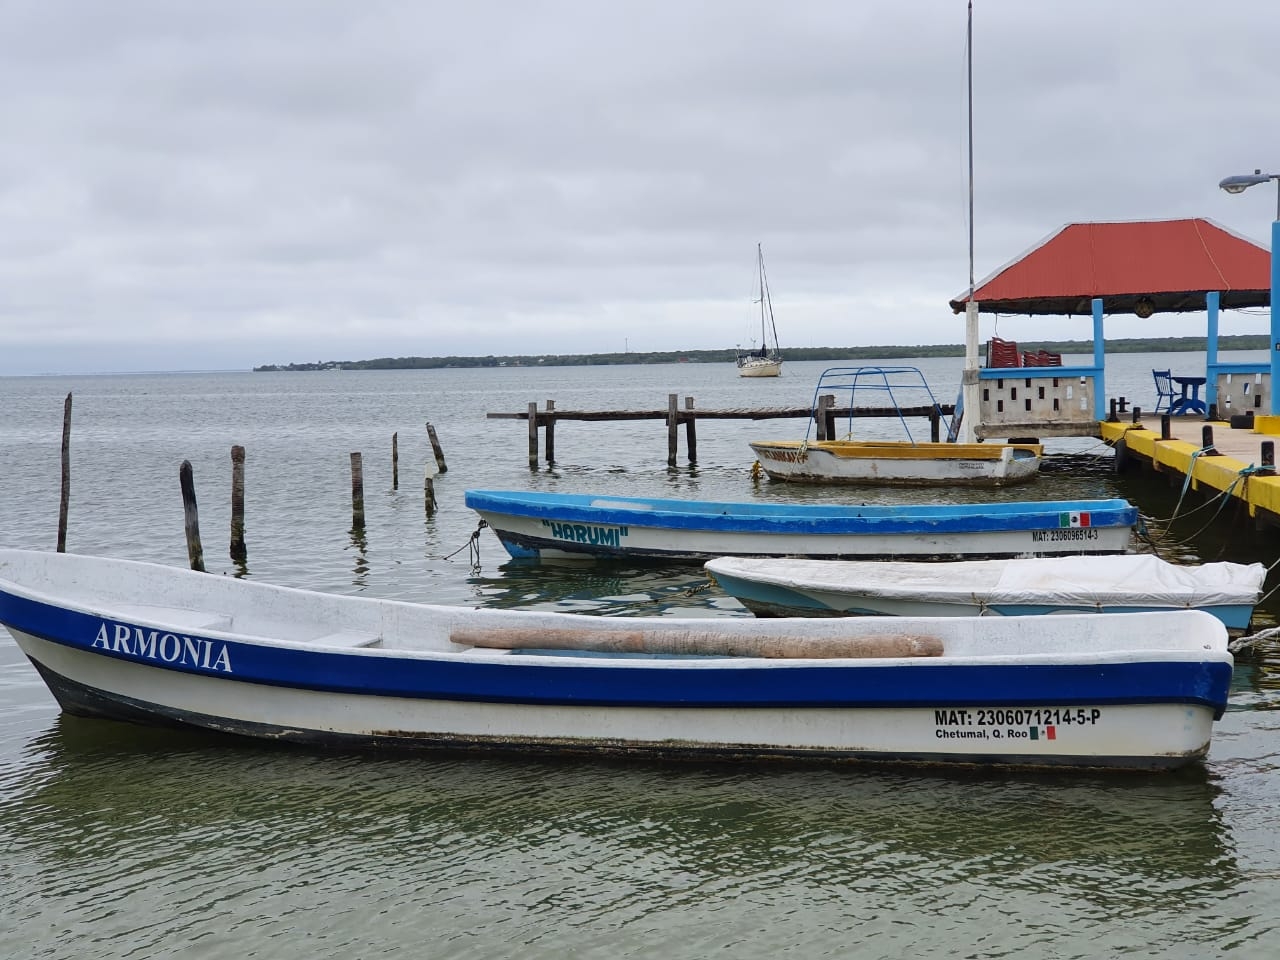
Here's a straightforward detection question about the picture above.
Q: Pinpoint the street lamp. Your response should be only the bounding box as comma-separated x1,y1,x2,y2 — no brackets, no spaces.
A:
1219,169,1280,415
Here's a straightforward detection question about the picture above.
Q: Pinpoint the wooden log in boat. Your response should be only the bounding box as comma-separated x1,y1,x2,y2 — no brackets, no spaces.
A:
451,627,943,658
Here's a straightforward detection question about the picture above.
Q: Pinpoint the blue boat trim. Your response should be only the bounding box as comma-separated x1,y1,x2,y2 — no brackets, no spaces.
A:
1,592,1231,717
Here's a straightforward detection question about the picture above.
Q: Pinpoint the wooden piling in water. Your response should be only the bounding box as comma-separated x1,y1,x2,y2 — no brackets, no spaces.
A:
684,396,697,463
425,460,438,516
392,432,399,490
544,401,555,464
667,394,679,466
180,460,205,572
350,452,365,529
426,422,448,474
528,402,539,469
57,393,71,553
230,445,246,563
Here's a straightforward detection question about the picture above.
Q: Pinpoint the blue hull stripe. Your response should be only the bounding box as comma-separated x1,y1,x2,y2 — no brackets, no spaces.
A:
464,490,1137,535
1,592,1231,716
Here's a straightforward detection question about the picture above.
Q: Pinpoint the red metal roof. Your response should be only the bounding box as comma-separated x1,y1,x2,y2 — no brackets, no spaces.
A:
949,218,1271,316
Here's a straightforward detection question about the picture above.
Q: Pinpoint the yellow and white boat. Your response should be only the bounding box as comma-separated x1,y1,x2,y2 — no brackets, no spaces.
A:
750,366,1043,487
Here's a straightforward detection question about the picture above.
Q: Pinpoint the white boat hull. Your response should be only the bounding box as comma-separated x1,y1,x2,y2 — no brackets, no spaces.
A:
750,440,1042,487
9,629,1222,769
738,357,782,377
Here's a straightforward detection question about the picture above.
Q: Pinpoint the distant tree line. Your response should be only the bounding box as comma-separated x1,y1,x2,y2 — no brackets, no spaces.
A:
253,335,1268,372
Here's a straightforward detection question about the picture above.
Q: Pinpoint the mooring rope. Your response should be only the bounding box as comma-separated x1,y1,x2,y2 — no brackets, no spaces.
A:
442,519,487,572
1230,625,1280,654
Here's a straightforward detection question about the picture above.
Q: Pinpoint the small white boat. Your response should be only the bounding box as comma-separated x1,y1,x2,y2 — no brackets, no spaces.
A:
735,244,782,377
0,549,1232,771
706,554,1268,634
750,366,1042,486
464,490,1137,562
749,438,1043,486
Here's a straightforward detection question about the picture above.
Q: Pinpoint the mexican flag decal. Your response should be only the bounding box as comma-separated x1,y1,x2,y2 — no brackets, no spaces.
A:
1029,726,1057,741
1058,512,1091,528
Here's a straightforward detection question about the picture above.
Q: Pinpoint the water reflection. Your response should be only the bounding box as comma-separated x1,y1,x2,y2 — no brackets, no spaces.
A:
6,718,1237,909
467,559,736,616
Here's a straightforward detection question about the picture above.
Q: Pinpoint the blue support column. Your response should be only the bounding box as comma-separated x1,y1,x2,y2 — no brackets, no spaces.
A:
1272,220,1280,415
1206,290,1219,407
1092,298,1106,419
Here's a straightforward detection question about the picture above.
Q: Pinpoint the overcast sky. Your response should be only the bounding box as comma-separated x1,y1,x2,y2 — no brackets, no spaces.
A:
1,0,1277,375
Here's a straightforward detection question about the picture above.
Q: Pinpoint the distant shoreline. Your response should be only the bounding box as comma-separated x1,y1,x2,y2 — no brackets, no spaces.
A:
253,335,1268,372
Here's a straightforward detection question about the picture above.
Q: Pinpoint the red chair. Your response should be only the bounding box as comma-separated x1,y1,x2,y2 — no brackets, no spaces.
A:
987,337,1021,368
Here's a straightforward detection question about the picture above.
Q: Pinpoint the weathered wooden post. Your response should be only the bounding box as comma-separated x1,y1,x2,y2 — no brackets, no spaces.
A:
1262,440,1276,475
424,459,438,516
684,396,697,463
426,422,448,474
230,445,247,563
527,402,539,469
814,394,831,441
929,407,941,442
544,401,555,464
1160,414,1172,441
350,452,365,529
57,393,71,552
823,394,837,440
1132,406,1142,424
392,432,399,490
179,460,205,572
667,393,679,466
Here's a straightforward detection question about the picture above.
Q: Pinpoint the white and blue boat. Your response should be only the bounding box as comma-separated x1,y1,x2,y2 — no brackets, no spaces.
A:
0,549,1233,772
705,554,1267,635
464,490,1138,562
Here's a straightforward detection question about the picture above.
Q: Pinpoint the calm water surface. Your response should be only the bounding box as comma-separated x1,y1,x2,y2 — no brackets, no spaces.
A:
3,355,1280,958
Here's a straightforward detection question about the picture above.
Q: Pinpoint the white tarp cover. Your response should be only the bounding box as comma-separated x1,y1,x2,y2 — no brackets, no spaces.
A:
706,554,1267,608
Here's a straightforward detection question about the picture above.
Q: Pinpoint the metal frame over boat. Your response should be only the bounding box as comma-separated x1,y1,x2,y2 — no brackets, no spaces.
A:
464,490,1137,562
705,554,1267,634
0,549,1232,772
749,366,1042,486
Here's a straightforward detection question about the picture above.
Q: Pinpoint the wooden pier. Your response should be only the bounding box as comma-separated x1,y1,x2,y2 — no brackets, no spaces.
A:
488,394,955,466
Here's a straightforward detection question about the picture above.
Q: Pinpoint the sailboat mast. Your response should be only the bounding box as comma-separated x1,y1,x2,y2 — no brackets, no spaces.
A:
757,242,767,345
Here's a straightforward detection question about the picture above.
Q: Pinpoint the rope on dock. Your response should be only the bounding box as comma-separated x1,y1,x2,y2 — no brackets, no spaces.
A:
1143,453,1260,554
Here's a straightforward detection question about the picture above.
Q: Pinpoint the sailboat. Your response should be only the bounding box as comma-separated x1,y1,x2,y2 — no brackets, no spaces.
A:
735,243,783,377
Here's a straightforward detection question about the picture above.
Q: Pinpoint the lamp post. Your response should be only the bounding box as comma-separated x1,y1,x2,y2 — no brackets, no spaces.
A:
1219,169,1280,415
